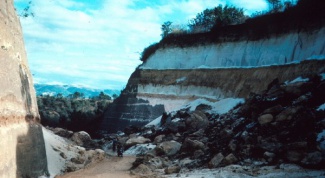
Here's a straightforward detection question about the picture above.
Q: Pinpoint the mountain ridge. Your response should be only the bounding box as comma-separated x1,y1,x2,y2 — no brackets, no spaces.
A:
34,83,120,98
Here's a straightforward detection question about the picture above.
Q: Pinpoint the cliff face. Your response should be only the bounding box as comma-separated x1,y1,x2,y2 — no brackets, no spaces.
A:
99,20,325,134
0,0,48,177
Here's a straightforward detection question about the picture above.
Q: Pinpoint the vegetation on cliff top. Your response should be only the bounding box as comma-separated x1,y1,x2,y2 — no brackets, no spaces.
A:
140,0,325,63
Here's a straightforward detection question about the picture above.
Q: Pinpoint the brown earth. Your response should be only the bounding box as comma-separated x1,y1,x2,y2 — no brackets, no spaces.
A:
57,156,136,178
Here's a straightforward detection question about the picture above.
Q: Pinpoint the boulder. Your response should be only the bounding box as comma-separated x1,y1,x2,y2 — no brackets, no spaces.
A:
223,153,238,165
193,150,204,159
264,151,276,162
154,135,165,144
286,151,302,162
208,153,224,168
262,105,284,115
53,127,73,138
301,152,324,168
258,114,274,125
164,166,181,174
155,141,182,156
185,111,209,131
182,138,205,152
130,164,153,176
71,131,92,147
147,157,164,169
71,156,85,164
276,106,302,121
125,136,151,148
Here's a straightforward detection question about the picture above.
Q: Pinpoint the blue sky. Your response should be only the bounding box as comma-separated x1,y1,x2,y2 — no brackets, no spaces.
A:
14,0,270,90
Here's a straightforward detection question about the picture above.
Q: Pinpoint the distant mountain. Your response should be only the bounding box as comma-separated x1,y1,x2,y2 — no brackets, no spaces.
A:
34,84,120,98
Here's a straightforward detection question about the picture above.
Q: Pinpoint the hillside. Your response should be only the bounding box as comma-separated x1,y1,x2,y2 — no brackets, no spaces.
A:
98,0,325,134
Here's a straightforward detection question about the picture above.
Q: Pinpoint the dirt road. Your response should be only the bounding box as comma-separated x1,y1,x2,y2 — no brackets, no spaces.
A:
57,156,136,178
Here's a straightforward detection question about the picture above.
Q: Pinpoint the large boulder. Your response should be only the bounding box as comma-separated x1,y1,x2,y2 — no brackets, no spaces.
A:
258,114,274,125
53,127,73,138
125,136,151,148
155,141,182,156
164,166,181,174
182,138,205,152
185,111,209,131
71,131,92,147
275,106,302,121
208,153,224,168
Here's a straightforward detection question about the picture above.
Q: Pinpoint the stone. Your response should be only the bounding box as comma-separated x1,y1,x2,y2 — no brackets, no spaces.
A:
155,141,182,156
286,151,302,162
258,114,274,125
223,153,238,165
276,107,302,121
164,166,181,174
130,164,153,176
85,149,105,165
182,138,205,152
125,136,151,147
301,152,323,168
262,105,284,115
193,150,205,159
53,127,73,138
60,152,67,159
148,157,164,169
209,153,224,168
71,131,92,147
264,151,276,162
154,135,165,144
71,156,85,164
228,140,237,152
186,111,209,131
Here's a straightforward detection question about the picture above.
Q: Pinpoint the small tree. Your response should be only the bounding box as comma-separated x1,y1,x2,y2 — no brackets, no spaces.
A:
161,21,173,38
19,1,34,18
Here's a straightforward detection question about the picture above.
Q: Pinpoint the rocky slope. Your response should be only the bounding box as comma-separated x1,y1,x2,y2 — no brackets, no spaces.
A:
114,75,325,177
0,0,48,177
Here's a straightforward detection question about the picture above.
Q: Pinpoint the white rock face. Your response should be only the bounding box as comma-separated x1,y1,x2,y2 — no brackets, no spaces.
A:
141,28,325,69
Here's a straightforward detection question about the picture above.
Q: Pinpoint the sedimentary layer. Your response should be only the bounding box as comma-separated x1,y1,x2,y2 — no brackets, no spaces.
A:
0,0,48,177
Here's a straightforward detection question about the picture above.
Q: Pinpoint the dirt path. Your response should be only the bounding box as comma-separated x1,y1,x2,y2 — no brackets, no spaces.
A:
57,155,136,178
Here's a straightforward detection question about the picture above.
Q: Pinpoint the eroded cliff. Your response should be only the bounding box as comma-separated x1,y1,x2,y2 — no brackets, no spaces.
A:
99,4,325,133
0,0,48,177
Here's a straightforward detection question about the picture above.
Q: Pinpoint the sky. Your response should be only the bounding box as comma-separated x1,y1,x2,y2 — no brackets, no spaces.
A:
14,0,270,90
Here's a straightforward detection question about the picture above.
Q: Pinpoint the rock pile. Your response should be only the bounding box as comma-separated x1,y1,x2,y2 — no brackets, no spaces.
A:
45,127,105,174
125,75,325,175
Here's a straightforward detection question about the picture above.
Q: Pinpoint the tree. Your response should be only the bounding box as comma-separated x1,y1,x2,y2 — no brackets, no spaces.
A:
98,92,111,100
161,21,173,38
188,5,246,33
112,94,118,100
19,1,34,18
267,0,283,13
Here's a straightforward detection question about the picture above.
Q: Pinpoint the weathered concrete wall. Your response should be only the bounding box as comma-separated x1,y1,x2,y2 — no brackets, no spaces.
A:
0,0,48,177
